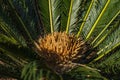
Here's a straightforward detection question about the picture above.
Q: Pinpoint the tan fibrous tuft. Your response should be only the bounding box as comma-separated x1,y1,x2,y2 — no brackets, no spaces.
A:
34,32,88,64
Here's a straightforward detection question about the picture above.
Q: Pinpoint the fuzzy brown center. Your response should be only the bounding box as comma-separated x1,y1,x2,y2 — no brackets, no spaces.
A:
34,32,88,64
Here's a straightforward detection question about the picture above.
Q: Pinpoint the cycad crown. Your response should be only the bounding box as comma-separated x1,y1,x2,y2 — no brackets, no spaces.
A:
34,32,90,73
0,0,120,79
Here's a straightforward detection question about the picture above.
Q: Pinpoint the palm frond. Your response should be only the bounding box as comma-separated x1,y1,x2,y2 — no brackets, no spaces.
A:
0,0,45,46
10,0,44,39
65,0,74,33
0,64,21,79
77,0,94,37
84,0,120,41
93,21,120,62
63,65,107,80
48,0,62,32
95,49,120,79
93,15,120,48
90,0,120,44
21,61,62,80
60,0,70,32
0,34,38,65
37,0,50,33
80,0,108,39
86,0,110,40
91,11,120,46
0,52,19,67
38,0,69,33
0,5,27,46
7,0,33,42
48,0,54,33
66,0,92,35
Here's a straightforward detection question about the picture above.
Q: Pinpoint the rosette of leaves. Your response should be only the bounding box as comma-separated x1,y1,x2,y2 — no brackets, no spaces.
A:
0,0,120,80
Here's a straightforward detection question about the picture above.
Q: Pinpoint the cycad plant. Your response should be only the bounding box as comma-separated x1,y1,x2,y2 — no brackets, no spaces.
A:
0,0,120,80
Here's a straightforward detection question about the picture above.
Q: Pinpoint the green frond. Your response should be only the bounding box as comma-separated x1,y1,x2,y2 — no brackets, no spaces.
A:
0,2,27,46
0,34,38,65
60,0,70,32
0,64,21,79
93,18,120,48
86,0,110,40
48,0,54,33
81,0,108,38
11,0,44,38
0,1,28,46
38,0,63,33
0,52,19,67
92,21,120,62
95,49,120,79
86,0,120,41
0,0,45,45
66,0,74,33
21,61,62,80
63,65,107,80
7,0,33,42
38,0,50,33
48,0,63,32
66,0,92,35
91,11,120,45
77,0,94,37
0,16,27,46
